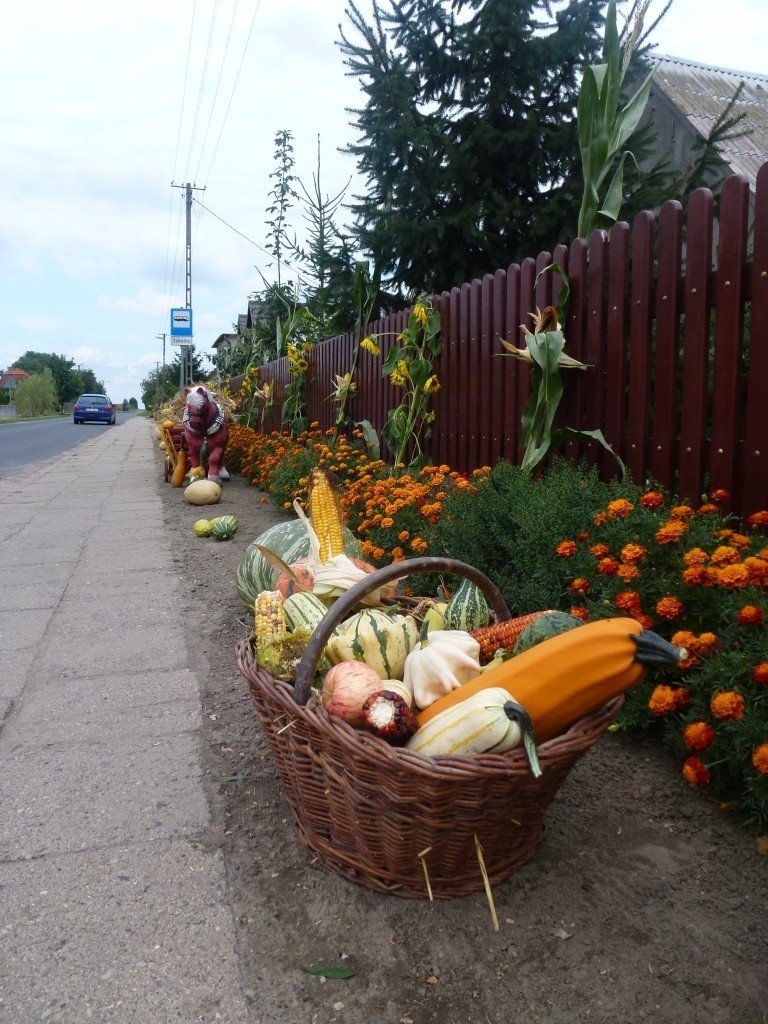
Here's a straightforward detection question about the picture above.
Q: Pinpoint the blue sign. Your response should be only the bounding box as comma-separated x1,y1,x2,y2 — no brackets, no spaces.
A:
170,308,193,337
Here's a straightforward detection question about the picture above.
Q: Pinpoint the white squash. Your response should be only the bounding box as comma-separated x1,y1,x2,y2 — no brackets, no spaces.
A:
406,687,522,757
403,629,482,710
183,479,222,505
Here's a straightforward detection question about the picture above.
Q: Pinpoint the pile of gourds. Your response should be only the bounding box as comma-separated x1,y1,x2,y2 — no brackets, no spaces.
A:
241,469,686,767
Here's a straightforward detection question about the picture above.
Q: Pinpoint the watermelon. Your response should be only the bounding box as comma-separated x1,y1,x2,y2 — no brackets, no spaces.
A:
512,611,584,654
236,519,362,610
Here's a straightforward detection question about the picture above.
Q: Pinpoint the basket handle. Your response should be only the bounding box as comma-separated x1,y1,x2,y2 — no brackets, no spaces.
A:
292,556,511,705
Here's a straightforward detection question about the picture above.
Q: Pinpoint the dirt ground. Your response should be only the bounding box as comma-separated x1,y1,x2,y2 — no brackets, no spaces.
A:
160,469,767,1024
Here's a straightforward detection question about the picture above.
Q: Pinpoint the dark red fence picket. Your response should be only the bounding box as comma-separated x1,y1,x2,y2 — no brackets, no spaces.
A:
247,165,768,517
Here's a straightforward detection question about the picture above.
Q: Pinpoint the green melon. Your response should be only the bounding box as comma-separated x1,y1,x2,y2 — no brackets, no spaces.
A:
236,519,362,611
512,611,584,654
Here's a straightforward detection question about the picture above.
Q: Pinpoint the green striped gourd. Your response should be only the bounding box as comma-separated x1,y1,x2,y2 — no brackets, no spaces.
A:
211,515,239,540
283,592,330,634
236,520,362,611
444,578,491,631
324,609,420,681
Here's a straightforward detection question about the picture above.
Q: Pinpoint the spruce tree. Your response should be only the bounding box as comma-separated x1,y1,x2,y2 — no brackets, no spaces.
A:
339,0,606,297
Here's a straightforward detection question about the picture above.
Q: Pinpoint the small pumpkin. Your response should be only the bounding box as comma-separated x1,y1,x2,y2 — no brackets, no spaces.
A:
275,557,316,598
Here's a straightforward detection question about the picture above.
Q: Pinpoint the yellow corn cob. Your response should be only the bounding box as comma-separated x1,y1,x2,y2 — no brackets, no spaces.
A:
470,611,550,664
308,467,345,564
254,590,286,642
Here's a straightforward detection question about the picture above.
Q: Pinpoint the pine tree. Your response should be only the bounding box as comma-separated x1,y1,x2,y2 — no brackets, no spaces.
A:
339,0,606,298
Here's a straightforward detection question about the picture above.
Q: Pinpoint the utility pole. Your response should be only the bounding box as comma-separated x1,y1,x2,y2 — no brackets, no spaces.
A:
155,333,167,368
170,181,206,389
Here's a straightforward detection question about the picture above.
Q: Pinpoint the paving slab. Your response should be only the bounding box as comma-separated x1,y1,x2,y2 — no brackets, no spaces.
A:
0,416,251,1022
0,842,251,1024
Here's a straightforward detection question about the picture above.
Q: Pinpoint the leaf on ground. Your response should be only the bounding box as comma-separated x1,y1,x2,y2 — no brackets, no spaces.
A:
302,965,357,979
213,773,250,783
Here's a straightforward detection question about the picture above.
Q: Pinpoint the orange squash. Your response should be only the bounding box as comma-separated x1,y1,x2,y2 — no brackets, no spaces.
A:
415,617,685,743
171,450,187,487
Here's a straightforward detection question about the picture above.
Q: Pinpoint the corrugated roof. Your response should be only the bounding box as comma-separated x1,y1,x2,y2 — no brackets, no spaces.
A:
649,54,768,190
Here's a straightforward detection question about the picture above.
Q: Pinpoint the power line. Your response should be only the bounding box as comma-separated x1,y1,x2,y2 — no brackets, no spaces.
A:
192,197,305,281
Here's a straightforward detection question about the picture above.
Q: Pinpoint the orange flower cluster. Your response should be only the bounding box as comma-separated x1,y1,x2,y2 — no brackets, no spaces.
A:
683,721,716,752
649,684,690,716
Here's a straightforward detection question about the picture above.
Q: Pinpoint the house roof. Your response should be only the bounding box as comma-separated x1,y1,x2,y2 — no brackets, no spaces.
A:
212,333,238,350
648,54,768,190
0,367,30,388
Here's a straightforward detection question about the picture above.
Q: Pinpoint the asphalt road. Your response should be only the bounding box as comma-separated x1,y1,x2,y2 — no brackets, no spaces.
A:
0,414,136,478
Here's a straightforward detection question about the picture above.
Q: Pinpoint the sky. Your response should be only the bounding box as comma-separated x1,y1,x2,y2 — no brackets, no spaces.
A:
1,0,767,407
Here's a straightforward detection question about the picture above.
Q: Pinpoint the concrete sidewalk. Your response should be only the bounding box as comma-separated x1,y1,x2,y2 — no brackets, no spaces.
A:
0,416,250,1023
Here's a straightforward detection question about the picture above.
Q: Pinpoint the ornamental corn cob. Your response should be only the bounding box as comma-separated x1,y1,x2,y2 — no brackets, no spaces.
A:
470,611,549,664
308,468,345,564
254,590,286,642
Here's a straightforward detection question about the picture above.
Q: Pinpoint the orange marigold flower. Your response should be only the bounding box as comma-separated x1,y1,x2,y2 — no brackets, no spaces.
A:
743,557,768,584
747,510,768,528
710,545,740,566
656,520,688,544
641,490,664,509
670,504,695,519
730,533,750,548
716,564,750,589
615,590,641,611
569,605,589,621
617,564,640,582
691,632,718,656
683,547,710,566
753,662,768,685
620,543,647,564
631,611,654,629
398,530,410,542
570,577,591,596
607,498,634,518
710,488,731,503
649,684,681,716
682,756,710,787
656,596,685,620
697,503,719,515
593,511,609,527
752,744,768,776
597,557,620,576
737,604,764,626
681,565,717,586
671,630,697,649
589,543,610,558
555,540,578,557
682,722,716,752
380,517,394,529
390,546,404,560
710,691,746,722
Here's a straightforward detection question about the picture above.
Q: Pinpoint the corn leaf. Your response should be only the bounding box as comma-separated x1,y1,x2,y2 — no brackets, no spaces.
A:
301,965,357,979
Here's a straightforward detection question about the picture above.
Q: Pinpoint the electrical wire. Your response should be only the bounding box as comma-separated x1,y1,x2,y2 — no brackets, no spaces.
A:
201,0,262,185
193,0,240,184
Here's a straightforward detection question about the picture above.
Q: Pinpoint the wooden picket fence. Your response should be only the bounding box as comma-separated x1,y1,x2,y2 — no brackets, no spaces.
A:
242,164,768,517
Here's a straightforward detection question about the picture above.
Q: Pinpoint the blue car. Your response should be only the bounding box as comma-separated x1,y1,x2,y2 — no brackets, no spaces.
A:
73,394,116,425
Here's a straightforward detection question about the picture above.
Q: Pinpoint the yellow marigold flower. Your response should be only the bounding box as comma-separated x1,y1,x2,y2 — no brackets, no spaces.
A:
752,744,768,776
360,336,380,356
710,691,745,721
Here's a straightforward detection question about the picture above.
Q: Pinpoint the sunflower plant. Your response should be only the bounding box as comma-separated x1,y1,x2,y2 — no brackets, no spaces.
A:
554,489,768,826
379,299,442,470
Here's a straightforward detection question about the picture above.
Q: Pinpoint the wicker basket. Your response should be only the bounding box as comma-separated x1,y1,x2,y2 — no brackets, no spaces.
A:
236,557,622,899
